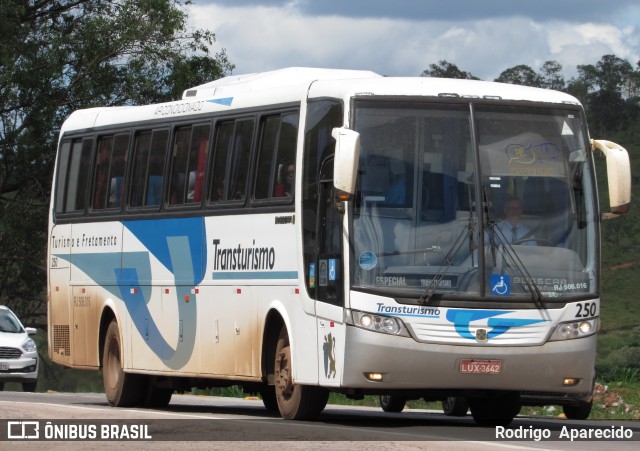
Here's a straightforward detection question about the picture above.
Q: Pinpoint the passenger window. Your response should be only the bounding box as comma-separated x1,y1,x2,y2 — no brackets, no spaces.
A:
129,129,169,208
254,111,299,200
208,118,255,203
168,124,210,206
93,134,129,210
62,138,93,213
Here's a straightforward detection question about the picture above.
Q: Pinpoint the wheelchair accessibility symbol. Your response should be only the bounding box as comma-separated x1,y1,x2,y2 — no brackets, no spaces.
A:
490,274,510,296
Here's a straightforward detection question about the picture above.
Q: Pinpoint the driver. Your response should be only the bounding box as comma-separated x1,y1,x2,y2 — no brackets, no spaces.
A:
490,196,537,246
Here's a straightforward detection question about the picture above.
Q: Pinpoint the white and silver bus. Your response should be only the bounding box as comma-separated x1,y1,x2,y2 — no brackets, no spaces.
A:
47,67,631,426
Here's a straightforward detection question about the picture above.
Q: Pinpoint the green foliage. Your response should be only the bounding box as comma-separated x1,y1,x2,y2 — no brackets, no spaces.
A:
421,60,479,80
0,0,233,322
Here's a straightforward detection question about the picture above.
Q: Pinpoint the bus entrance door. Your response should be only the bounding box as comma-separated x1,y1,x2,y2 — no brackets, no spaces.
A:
315,179,345,386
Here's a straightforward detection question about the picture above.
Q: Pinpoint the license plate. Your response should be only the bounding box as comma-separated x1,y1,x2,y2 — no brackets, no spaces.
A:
0,362,9,371
460,359,502,374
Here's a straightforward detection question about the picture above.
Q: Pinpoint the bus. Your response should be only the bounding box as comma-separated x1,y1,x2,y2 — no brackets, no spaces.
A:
47,67,631,426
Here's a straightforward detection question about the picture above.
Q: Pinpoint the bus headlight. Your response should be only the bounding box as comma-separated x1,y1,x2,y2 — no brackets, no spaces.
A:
550,318,598,341
350,310,410,337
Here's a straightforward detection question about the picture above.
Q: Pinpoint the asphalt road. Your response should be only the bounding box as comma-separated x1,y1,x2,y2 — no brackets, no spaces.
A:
0,391,638,450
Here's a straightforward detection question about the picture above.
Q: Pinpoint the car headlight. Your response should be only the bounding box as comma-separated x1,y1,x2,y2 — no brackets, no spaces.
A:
549,318,598,341
21,338,37,353
350,310,410,337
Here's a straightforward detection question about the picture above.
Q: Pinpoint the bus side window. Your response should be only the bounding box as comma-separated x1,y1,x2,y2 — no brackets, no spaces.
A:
168,124,210,207
93,133,129,211
254,111,299,201
107,134,130,208
129,129,168,208
93,136,113,210
208,118,255,203
129,131,152,208
169,127,191,205
190,125,210,203
63,138,93,213
228,119,254,201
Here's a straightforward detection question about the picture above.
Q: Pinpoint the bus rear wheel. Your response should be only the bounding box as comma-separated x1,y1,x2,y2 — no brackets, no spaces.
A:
103,320,143,407
274,328,328,420
442,396,469,416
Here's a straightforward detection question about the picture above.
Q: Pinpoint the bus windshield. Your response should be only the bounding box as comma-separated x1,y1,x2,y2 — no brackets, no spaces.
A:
352,100,597,302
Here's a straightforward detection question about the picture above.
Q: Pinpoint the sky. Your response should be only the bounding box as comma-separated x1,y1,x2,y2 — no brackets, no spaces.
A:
187,0,640,81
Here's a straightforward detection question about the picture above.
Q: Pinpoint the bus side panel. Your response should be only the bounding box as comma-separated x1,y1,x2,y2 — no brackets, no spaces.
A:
48,223,73,367
68,221,122,367
204,213,314,381
121,218,204,374
199,285,236,375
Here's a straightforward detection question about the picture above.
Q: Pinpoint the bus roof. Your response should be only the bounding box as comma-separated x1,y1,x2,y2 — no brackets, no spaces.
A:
59,67,581,134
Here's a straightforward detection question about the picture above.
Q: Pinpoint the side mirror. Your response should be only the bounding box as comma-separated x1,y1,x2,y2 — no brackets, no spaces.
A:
25,327,37,335
332,128,360,195
591,139,631,219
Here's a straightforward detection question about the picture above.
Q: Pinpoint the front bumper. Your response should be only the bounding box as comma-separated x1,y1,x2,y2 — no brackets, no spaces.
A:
341,325,595,401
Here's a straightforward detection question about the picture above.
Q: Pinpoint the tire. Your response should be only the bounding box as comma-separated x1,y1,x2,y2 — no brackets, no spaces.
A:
469,392,520,427
442,397,468,416
379,395,406,413
260,387,279,412
22,381,37,392
563,401,592,420
102,320,143,407
141,379,173,408
274,327,329,420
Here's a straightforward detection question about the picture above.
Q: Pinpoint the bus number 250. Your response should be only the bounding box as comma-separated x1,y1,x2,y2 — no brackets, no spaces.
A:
575,302,597,318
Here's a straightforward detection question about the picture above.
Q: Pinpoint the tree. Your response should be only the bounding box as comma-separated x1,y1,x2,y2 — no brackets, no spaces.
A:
539,60,565,90
494,64,541,87
0,0,233,325
568,55,636,136
421,60,479,80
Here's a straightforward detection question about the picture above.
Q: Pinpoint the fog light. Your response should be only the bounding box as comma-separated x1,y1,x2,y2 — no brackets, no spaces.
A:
563,378,579,386
366,372,384,381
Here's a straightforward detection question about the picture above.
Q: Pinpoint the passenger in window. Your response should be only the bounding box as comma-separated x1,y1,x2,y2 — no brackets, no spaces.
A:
108,153,126,207
275,163,295,197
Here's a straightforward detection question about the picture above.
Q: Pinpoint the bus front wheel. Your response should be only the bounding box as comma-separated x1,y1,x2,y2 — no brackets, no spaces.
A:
563,401,592,420
103,320,143,407
468,392,520,427
274,328,328,420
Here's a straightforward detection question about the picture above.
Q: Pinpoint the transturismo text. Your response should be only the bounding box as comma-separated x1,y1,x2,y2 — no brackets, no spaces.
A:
376,303,440,317
212,239,276,271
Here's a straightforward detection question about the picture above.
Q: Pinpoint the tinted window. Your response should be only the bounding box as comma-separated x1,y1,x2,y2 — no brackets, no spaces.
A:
254,112,299,200
93,134,130,210
168,124,211,206
129,129,169,208
208,118,255,203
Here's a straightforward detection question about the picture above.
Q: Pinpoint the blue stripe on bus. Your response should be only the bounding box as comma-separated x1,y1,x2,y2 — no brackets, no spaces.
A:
207,97,233,106
212,271,298,280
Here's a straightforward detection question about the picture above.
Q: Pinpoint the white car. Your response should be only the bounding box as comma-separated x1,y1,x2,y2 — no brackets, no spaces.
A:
0,306,38,391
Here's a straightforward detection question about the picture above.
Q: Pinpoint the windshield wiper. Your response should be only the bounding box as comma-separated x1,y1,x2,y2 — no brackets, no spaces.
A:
494,230,546,310
420,221,476,306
